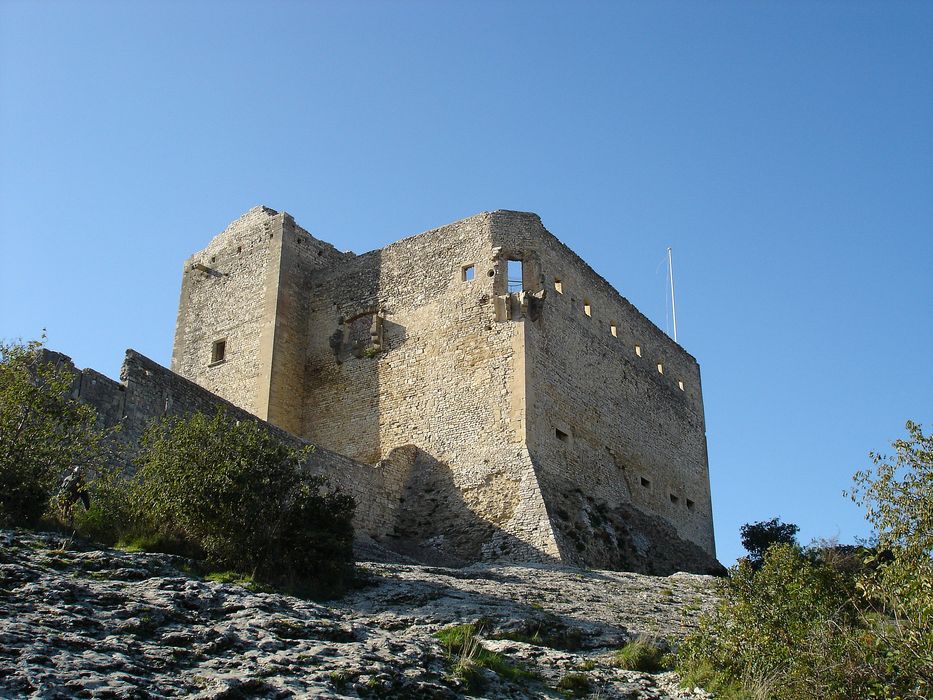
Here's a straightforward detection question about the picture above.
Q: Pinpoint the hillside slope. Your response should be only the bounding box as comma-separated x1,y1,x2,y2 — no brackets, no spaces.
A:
0,530,719,698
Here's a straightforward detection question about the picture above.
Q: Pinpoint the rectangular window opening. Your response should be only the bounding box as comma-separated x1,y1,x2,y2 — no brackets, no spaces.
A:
583,299,592,317
554,277,563,294
555,428,569,443
640,477,651,488
678,380,684,391
210,339,227,364
657,363,664,374
507,259,523,293
686,499,695,510
670,493,679,504
610,322,618,337
461,264,475,282
635,344,642,357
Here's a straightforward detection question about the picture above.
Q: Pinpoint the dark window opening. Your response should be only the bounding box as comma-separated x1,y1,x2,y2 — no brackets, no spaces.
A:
507,259,523,292
686,499,695,510
640,477,650,488
670,493,679,504
210,339,226,364
555,428,569,442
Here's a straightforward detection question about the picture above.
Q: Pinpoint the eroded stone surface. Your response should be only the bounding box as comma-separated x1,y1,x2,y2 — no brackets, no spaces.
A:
0,531,720,699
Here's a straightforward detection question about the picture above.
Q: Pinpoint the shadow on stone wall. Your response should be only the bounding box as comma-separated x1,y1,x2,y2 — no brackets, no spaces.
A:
548,488,726,576
374,447,555,569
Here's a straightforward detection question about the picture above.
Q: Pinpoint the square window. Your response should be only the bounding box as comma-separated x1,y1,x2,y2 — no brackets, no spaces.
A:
211,339,227,364
686,499,695,510
461,264,475,282
555,428,569,442
670,493,679,504
554,278,563,294
640,477,651,488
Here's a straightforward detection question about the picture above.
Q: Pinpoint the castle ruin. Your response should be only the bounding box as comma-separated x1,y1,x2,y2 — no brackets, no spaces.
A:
165,206,719,574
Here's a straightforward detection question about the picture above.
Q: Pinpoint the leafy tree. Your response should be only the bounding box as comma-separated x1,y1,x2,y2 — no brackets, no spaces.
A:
739,517,799,567
131,411,356,596
0,337,110,527
848,420,932,697
679,422,932,699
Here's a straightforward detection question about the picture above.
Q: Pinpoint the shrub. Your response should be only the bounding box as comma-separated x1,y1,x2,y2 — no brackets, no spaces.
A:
0,338,111,527
614,638,668,672
679,421,931,700
131,411,355,596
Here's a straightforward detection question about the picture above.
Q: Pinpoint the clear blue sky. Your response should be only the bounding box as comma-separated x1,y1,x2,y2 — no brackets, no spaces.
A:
1,1,930,566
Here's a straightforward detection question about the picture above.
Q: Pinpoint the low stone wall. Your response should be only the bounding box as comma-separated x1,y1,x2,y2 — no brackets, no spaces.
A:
42,348,410,538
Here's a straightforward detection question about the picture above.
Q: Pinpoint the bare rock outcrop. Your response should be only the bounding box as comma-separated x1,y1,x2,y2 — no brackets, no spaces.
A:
0,530,720,698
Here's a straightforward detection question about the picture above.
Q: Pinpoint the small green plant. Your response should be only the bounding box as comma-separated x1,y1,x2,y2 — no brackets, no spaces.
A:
658,587,674,597
557,671,592,697
613,638,668,673
436,623,536,693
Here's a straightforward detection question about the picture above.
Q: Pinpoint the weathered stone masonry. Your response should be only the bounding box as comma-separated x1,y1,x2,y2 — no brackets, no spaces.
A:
164,206,720,574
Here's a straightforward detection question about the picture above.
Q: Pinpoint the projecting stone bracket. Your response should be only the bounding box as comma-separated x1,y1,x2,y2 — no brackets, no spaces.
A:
494,289,546,322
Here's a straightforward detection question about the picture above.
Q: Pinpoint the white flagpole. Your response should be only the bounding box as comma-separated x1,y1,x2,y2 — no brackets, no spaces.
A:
667,247,678,343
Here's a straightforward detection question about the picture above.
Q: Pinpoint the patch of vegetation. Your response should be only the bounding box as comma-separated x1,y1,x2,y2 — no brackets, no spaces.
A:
556,671,592,697
436,623,536,694
0,337,114,527
614,638,669,673
678,661,753,700
678,421,932,700
204,570,271,593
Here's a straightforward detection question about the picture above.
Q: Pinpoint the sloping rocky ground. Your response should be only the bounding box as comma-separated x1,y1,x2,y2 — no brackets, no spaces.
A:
0,530,721,699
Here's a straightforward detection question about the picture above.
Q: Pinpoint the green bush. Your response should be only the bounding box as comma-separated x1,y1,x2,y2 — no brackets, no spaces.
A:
614,638,669,672
0,338,111,527
129,411,356,597
678,421,932,700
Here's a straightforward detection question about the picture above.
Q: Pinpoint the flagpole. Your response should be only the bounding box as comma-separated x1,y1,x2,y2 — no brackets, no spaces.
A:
667,247,677,343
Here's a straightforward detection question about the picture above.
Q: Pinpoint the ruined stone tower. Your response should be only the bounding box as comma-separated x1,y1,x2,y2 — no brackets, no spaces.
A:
171,207,718,573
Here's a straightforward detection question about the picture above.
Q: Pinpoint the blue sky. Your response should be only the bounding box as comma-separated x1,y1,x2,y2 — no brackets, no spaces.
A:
1,1,930,566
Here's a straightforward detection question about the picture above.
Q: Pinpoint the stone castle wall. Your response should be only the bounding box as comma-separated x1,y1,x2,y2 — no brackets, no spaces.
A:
45,349,409,537
302,213,560,564
487,212,715,564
